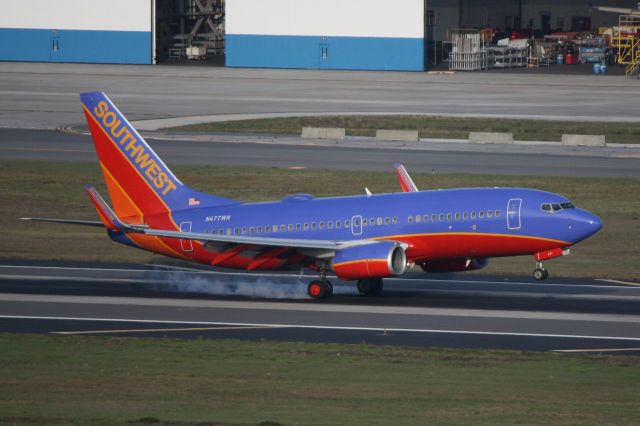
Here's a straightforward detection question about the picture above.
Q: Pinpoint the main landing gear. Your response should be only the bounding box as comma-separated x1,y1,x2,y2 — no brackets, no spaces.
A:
357,278,383,296
307,265,333,300
533,261,549,281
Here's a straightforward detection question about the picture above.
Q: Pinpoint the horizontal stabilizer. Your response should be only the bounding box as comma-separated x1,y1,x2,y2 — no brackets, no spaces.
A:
20,217,104,227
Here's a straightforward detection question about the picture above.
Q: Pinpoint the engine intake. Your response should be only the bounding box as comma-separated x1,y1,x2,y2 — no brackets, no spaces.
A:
332,242,406,280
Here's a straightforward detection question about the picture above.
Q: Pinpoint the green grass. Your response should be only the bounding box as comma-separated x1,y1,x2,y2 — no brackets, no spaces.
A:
0,334,639,425
1,160,638,280
165,115,640,144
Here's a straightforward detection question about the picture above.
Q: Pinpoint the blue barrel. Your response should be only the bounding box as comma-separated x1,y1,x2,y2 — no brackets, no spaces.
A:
556,53,564,65
600,64,608,74
593,63,601,74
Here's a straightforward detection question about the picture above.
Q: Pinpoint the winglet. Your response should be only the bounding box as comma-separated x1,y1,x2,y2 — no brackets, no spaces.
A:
395,163,419,193
84,184,131,231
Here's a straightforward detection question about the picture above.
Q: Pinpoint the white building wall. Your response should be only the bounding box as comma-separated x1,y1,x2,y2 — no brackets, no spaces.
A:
226,0,424,38
0,0,151,32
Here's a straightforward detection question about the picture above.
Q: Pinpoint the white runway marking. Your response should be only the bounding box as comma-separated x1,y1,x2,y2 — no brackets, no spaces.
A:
596,279,640,287
52,325,280,335
3,315,640,342
551,348,640,353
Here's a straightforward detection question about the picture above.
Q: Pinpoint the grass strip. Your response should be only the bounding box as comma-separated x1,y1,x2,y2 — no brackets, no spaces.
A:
0,160,638,280
165,115,640,144
0,333,639,425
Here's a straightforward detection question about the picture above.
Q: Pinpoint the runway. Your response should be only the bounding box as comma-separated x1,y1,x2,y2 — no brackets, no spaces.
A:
1,263,639,354
2,128,639,178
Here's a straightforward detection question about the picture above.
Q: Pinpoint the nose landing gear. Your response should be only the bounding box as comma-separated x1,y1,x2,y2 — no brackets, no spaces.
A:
532,261,549,281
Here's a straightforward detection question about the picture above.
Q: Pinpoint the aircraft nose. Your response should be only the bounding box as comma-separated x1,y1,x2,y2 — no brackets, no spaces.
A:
569,209,603,243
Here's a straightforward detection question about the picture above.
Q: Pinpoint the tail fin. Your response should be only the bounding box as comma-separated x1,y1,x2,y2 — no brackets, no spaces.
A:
80,92,236,223
395,163,419,193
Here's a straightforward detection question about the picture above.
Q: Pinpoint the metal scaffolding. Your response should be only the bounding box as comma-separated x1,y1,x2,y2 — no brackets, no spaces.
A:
157,0,225,60
447,29,489,71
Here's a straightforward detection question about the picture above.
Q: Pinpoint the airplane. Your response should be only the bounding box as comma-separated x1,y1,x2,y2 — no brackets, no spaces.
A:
23,92,603,299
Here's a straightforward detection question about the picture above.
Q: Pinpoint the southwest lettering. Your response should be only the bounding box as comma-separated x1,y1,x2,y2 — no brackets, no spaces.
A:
94,100,177,197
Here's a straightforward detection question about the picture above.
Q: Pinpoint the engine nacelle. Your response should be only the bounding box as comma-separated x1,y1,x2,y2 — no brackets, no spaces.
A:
420,258,489,273
332,242,407,280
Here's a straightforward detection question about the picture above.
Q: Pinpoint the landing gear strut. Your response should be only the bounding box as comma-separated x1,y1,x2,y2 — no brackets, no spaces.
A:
357,278,383,296
533,262,549,281
307,265,333,300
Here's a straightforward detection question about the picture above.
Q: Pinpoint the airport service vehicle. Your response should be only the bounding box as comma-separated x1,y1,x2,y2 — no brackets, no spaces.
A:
24,92,603,299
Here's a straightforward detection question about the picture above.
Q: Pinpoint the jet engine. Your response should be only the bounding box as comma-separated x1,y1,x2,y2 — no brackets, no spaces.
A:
332,241,406,280
420,258,489,273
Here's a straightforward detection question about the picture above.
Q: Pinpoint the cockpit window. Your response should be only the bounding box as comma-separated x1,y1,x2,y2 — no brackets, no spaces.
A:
541,202,576,213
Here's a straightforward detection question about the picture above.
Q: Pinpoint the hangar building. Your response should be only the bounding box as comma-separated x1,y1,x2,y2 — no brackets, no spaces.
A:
0,0,637,71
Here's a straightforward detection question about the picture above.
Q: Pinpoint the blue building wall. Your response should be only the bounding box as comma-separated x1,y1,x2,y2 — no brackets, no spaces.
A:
226,34,425,71
0,28,152,64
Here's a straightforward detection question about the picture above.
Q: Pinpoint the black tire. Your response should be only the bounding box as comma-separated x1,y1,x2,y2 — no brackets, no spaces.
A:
533,268,547,281
323,280,333,297
357,278,383,296
308,280,326,299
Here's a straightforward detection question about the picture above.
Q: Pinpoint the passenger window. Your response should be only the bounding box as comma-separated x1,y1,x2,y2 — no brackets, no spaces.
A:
463,212,468,220
495,210,500,218
258,226,262,233
264,225,270,233
319,222,325,230
345,220,351,227
249,227,255,235
408,216,413,224
234,228,239,235
304,223,309,230
273,224,278,231
296,223,301,231
423,214,429,222
369,218,375,226
227,228,232,235
432,214,437,222
336,221,341,228
479,211,485,218
377,217,383,225
384,217,390,225
280,224,286,232
471,211,476,219
288,224,293,231
447,213,452,220
328,221,334,229
439,213,445,221
311,222,317,230
241,227,247,235
415,215,421,223
392,217,398,224
455,212,460,220
487,210,493,218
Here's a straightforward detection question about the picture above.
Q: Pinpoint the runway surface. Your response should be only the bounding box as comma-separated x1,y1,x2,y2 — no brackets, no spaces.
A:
1,62,640,130
1,263,639,354
2,128,639,178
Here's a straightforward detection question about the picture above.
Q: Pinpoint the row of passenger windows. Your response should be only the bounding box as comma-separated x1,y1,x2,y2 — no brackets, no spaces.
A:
407,209,501,224
206,216,399,236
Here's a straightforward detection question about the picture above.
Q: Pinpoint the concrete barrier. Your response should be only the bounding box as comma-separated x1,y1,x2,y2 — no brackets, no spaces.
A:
469,132,514,144
561,134,606,147
376,129,420,142
301,127,345,140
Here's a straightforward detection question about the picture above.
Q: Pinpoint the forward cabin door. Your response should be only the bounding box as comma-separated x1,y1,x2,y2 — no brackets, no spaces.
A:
507,198,522,230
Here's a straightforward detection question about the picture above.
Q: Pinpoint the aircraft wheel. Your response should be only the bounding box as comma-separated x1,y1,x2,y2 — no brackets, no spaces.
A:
357,278,383,296
307,280,326,300
323,280,333,297
533,268,548,281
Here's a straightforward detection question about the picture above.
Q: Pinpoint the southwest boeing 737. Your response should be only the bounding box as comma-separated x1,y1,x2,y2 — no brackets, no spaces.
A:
23,92,603,299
